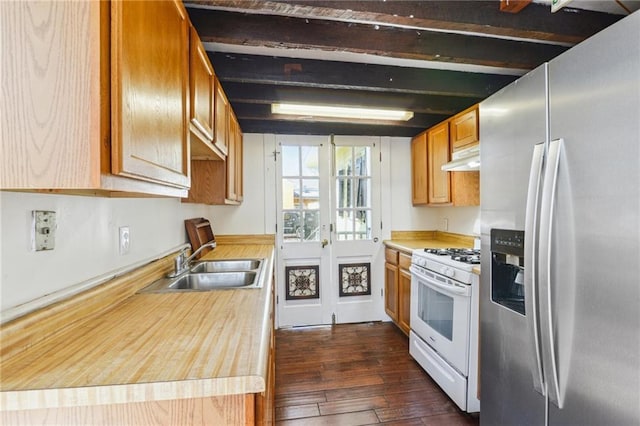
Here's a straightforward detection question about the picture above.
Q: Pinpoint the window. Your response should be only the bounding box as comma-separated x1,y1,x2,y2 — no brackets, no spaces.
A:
335,146,372,241
281,145,320,242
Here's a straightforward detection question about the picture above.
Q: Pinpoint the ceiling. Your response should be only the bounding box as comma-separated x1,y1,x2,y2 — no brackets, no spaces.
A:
184,1,639,137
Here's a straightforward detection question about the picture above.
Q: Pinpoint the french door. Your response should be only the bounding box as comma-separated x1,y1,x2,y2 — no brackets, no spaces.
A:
276,135,382,327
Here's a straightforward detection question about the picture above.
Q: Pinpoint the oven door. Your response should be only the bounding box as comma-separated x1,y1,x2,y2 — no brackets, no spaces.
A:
410,265,471,375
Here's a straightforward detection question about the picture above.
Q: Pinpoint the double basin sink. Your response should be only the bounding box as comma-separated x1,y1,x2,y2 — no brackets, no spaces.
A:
139,258,265,293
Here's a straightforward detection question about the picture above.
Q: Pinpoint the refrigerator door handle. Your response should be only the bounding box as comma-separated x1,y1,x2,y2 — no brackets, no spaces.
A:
524,142,546,395
538,138,564,408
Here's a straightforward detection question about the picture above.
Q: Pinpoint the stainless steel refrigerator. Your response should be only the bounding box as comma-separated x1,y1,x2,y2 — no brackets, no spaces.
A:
479,11,639,426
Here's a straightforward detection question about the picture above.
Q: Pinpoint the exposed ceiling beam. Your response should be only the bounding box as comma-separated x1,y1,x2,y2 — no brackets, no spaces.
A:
190,9,569,71
207,53,518,99
237,118,426,137
186,0,621,45
219,82,483,115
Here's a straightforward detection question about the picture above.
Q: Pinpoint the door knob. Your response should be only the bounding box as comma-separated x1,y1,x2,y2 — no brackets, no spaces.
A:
321,239,329,248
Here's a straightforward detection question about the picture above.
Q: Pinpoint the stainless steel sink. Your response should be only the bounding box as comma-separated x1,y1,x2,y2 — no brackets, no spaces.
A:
190,258,262,273
138,257,266,293
168,271,258,290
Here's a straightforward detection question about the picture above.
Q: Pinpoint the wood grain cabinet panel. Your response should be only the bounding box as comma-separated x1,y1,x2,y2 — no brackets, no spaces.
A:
411,132,428,205
188,25,220,159
1,1,187,196
111,0,190,189
398,266,412,335
214,78,230,156
226,110,243,203
427,122,452,204
384,249,399,323
450,105,479,151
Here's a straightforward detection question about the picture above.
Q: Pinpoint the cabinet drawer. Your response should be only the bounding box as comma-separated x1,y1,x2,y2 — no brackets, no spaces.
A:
399,252,412,270
385,248,399,265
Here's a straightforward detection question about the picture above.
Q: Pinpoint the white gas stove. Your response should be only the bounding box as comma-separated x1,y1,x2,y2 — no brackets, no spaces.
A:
409,246,481,413
411,247,480,285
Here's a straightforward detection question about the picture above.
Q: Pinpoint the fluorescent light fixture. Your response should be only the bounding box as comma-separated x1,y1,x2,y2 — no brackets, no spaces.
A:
271,103,413,121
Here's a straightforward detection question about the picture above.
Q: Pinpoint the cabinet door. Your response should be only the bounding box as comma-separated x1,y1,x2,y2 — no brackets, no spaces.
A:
411,132,428,205
427,122,451,204
236,126,244,202
450,106,478,151
398,267,412,335
214,78,229,156
111,0,190,189
189,26,214,143
226,112,237,201
385,262,399,322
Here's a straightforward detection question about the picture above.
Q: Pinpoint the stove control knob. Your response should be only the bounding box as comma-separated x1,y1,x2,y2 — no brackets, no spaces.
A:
445,268,455,277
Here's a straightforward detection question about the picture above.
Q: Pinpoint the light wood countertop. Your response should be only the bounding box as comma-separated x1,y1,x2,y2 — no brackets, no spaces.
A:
384,230,480,275
0,242,275,411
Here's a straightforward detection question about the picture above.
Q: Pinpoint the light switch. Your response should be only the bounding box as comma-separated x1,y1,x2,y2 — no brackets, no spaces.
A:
32,210,56,251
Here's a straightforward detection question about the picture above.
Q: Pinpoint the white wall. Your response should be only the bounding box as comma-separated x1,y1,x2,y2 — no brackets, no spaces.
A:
206,134,276,235
0,133,478,313
0,192,209,312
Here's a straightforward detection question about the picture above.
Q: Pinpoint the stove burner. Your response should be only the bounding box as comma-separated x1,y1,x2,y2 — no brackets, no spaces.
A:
424,248,450,256
423,247,481,264
451,254,481,264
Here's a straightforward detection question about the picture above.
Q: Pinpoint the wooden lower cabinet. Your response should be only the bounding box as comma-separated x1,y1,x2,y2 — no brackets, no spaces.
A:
385,248,412,335
384,262,399,322
398,253,412,335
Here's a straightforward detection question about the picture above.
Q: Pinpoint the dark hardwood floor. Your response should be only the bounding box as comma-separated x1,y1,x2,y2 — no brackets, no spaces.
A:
275,322,479,425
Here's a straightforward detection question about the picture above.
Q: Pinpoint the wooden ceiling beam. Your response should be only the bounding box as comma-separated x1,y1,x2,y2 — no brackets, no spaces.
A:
185,0,621,45
236,118,426,137
190,9,568,71
207,53,517,99
220,82,483,116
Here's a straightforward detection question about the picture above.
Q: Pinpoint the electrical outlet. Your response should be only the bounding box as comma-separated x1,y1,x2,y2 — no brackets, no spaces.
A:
442,218,448,231
32,210,56,251
119,226,130,255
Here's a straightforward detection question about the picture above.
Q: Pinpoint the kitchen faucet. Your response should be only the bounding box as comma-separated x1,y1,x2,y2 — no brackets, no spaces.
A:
169,241,217,277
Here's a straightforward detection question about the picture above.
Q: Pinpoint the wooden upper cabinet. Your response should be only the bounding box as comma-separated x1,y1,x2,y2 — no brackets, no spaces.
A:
189,26,215,149
450,105,479,152
214,78,229,156
226,111,243,203
184,108,243,205
427,122,451,204
2,1,187,197
111,0,190,190
411,131,428,205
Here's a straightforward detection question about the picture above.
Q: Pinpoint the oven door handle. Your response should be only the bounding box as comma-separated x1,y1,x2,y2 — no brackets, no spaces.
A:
410,267,469,297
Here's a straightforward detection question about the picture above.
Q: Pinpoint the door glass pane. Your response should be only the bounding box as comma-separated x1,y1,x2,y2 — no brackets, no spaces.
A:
336,178,352,208
419,285,454,341
355,178,370,207
282,211,301,242
282,178,301,209
353,146,370,176
303,210,320,241
334,145,372,241
301,146,319,176
301,179,319,209
336,209,353,241
335,146,352,175
281,145,321,243
282,146,299,176
354,210,371,240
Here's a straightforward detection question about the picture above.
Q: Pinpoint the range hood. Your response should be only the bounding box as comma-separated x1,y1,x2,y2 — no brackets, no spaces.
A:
441,144,480,172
